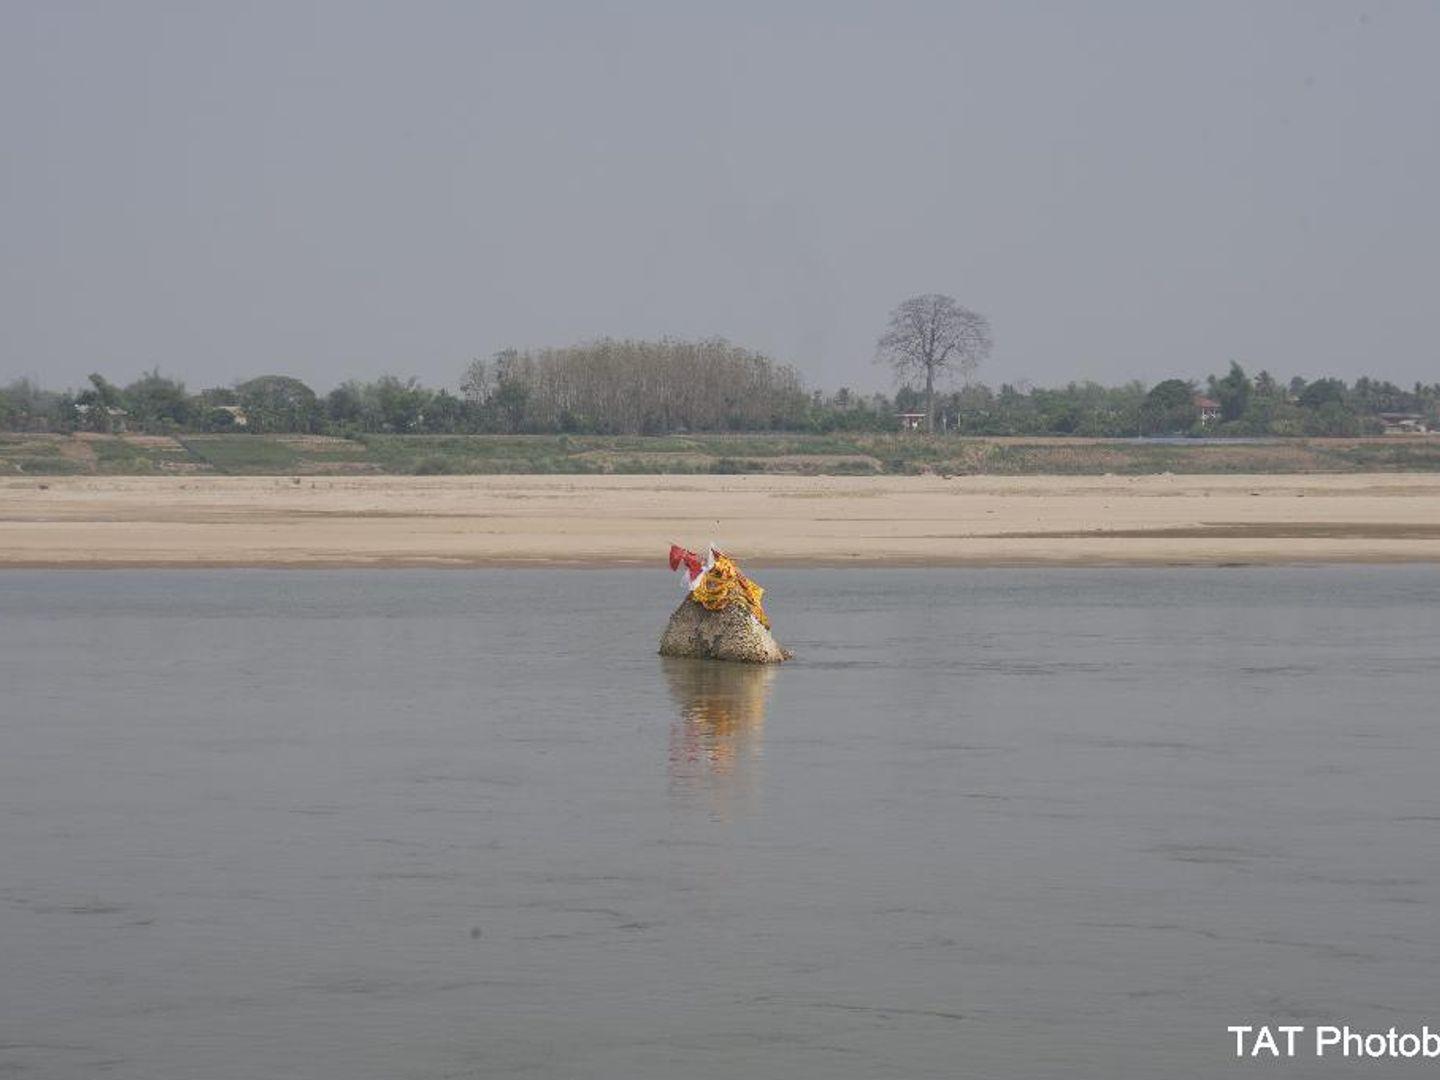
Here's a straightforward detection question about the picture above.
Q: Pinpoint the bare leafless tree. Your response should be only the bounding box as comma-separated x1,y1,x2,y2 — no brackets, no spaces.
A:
479,338,809,434
876,294,992,433
459,356,492,404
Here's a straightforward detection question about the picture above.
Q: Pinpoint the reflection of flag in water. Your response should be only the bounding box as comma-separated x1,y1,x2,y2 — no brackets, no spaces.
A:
667,543,771,628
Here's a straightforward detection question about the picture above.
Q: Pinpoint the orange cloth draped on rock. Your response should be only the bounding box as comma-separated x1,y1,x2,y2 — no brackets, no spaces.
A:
689,551,771,629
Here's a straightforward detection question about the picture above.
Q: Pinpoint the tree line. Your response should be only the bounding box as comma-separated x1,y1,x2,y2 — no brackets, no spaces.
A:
923,365,1440,438
1,346,1435,439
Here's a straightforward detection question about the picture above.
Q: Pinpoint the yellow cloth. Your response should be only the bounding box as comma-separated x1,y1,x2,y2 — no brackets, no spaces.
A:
690,553,770,628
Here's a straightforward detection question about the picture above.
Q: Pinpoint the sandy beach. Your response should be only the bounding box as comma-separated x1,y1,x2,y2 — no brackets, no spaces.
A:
2,473,1438,568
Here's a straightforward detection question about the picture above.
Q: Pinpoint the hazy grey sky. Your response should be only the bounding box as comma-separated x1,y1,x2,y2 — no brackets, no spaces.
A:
3,1,1436,395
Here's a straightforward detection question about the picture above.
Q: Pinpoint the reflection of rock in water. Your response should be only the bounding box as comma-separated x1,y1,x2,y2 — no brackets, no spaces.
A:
663,658,775,815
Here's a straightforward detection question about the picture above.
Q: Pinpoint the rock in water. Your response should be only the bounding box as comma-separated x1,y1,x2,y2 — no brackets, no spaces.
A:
658,597,791,664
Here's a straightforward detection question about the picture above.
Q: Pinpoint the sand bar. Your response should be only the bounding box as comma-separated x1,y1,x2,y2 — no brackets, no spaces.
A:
2,473,1439,568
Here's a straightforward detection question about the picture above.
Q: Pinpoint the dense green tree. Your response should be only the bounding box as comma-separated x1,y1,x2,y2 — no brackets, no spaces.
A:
1350,377,1412,414
236,375,321,433
1210,361,1252,422
123,369,191,431
324,382,364,429
807,387,895,433
492,379,531,434
1032,386,1081,433
894,386,924,414
945,384,998,433
1305,401,1362,436
369,375,430,433
1146,379,1194,410
4,379,73,432
421,388,464,433
1140,379,1199,435
1298,377,1347,409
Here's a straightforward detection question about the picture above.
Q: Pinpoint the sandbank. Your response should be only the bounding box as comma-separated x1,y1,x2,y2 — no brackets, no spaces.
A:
1,473,1438,569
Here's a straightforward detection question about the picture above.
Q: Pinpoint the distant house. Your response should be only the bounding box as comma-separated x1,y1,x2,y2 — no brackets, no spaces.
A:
897,412,926,432
1377,412,1429,435
213,404,248,427
1193,396,1221,424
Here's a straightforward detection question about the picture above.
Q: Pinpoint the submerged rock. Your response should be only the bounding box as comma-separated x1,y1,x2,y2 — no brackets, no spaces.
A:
658,597,792,664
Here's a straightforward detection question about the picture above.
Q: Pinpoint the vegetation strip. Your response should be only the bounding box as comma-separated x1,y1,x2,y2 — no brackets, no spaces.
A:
5,432,1440,477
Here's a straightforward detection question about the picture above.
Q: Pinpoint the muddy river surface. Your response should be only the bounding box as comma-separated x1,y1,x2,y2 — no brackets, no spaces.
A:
2,568,1438,1078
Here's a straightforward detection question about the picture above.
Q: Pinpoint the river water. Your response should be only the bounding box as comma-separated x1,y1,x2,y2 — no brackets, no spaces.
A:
1,567,1438,1079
